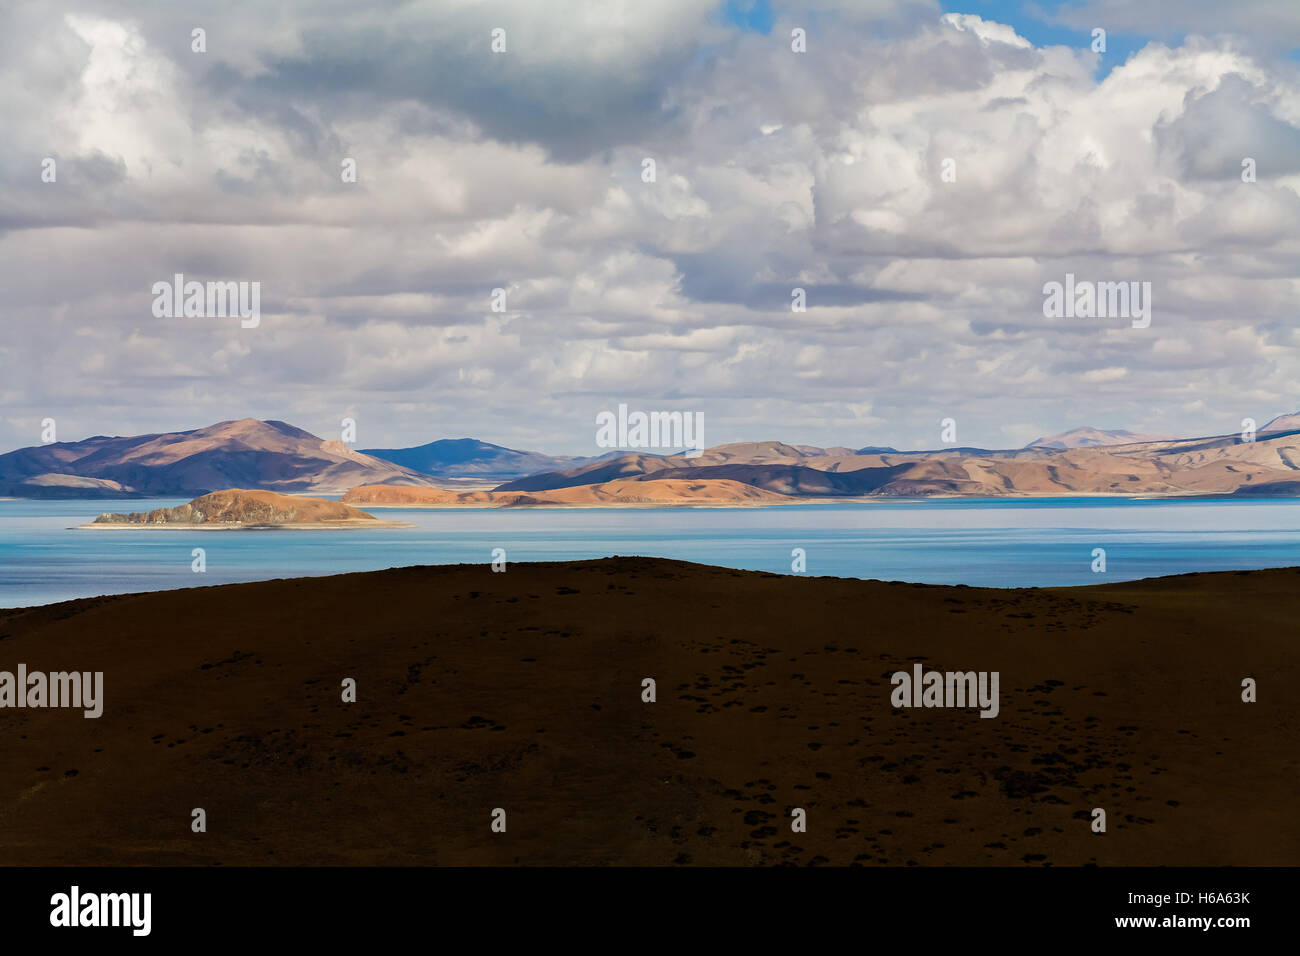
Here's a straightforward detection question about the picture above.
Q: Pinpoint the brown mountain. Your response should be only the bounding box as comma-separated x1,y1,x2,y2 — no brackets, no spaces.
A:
1261,411,1300,434
0,419,439,497
495,425,1300,498
343,478,795,507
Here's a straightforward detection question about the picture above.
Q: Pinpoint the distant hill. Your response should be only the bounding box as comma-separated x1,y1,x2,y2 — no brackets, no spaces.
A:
495,442,865,492
1261,412,1300,434
0,419,438,498
1025,426,1174,449
360,438,621,479
343,479,794,507
493,424,1300,498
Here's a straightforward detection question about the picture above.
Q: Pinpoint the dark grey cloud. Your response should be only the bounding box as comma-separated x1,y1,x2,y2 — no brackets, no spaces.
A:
1156,74,1300,180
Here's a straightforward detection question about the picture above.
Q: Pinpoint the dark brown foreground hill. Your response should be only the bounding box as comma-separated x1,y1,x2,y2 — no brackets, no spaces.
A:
0,558,1294,866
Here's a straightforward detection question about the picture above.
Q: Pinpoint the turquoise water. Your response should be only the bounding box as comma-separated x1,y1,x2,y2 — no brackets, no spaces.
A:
2,496,1300,607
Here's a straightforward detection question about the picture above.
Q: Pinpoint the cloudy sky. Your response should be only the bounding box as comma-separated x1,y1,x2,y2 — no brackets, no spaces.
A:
2,0,1298,454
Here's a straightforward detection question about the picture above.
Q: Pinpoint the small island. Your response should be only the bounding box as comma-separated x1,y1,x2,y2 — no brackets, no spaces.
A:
79,489,414,529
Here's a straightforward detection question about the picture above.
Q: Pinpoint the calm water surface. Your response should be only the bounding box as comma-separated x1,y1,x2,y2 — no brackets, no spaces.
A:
2,496,1299,607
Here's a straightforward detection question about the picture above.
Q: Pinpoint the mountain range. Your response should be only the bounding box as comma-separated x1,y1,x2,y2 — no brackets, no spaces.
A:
2,415,1299,499
496,418,1300,499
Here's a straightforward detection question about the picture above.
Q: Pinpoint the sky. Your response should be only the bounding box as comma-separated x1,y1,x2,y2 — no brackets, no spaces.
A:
1,0,1298,455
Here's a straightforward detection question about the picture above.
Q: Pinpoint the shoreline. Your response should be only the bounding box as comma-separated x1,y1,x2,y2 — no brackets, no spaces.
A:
343,492,1158,508
13,555,1300,611
342,492,1180,508
74,519,415,530
5,490,1294,508
349,499,822,509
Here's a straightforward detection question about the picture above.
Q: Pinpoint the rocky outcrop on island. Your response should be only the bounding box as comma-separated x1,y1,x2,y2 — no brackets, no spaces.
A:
87,489,399,528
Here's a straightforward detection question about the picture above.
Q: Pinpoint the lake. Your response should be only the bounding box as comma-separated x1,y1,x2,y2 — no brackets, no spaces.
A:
2,496,1299,608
